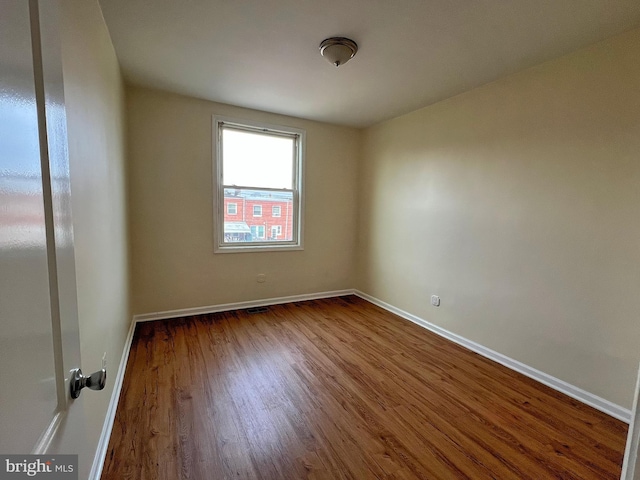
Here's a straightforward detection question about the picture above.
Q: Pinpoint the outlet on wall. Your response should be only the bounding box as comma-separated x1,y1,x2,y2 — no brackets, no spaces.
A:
257,274,266,283
431,295,440,307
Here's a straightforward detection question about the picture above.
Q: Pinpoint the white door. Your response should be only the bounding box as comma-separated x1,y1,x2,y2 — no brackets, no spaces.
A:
0,0,89,460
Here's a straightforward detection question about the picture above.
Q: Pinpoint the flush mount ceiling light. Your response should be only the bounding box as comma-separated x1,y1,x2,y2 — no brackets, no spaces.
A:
319,37,358,67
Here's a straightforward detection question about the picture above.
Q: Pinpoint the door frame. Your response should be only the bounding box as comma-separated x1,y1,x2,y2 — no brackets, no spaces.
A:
621,363,640,479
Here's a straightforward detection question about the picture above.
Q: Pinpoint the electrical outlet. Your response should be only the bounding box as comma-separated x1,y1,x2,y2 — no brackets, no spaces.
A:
257,274,266,283
431,295,440,307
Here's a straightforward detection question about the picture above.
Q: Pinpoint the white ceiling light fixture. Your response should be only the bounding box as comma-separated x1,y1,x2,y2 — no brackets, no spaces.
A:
319,37,358,67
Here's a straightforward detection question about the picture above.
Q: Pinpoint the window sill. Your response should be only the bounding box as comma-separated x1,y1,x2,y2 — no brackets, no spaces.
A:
214,244,304,254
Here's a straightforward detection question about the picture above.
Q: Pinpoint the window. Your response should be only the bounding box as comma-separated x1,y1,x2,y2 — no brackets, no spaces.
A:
250,225,265,239
214,116,304,252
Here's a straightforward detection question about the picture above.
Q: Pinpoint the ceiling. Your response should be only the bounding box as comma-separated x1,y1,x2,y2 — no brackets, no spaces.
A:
99,0,640,128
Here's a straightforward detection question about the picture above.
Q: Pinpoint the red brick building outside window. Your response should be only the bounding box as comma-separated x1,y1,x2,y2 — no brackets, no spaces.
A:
223,191,294,242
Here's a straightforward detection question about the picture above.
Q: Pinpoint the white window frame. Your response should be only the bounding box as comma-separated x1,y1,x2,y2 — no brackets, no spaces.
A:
227,203,237,215
272,205,281,217
253,205,262,217
213,115,305,253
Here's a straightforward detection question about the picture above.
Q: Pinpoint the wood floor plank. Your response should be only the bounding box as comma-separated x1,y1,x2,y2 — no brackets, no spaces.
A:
102,296,627,479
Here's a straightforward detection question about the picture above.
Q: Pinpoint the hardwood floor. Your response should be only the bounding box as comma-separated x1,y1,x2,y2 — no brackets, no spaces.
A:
102,296,627,479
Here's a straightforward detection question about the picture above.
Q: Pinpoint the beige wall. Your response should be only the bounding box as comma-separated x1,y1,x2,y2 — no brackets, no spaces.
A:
61,0,129,474
357,28,640,408
127,86,359,314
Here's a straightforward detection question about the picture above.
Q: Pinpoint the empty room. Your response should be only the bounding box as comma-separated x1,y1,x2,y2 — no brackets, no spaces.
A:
2,0,640,479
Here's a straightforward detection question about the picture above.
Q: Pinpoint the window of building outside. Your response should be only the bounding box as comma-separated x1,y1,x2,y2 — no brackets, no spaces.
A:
214,116,304,252
251,225,266,239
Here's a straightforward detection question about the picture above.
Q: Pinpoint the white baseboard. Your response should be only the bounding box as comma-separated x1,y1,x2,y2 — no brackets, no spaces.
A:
354,290,631,423
89,318,137,480
133,289,356,323
90,288,630,478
